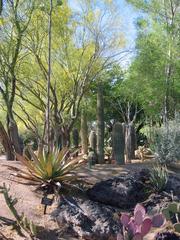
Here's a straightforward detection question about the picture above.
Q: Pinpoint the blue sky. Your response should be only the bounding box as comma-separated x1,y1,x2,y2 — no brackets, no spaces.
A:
68,0,141,66
115,0,140,47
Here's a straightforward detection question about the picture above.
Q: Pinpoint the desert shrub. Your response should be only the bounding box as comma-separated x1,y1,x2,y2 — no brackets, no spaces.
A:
154,117,180,165
150,165,168,193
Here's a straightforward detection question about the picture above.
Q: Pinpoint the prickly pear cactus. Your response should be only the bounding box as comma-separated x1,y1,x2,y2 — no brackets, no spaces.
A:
89,130,97,152
72,128,79,148
112,122,125,164
119,203,165,240
162,202,180,233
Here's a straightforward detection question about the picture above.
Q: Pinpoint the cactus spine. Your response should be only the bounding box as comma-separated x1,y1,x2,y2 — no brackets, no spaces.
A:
72,128,79,148
112,122,125,164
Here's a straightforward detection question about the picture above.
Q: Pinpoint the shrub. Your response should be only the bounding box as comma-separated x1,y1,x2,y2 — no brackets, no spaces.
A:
150,165,168,193
153,118,180,165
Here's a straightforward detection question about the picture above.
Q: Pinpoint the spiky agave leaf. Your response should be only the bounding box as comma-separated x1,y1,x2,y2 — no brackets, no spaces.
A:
15,148,85,186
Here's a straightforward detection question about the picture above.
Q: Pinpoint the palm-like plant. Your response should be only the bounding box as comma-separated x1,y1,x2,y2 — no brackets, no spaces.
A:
14,147,85,186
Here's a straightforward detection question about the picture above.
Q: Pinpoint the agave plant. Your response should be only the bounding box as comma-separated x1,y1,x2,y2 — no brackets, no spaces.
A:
14,147,85,186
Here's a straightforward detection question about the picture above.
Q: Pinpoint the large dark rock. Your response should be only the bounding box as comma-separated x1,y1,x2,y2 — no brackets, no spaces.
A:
52,196,121,240
87,169,151,209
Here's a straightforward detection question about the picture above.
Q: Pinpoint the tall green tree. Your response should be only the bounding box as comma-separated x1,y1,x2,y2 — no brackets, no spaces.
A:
0,0,34,157
127,0,180,123
15,0,124,148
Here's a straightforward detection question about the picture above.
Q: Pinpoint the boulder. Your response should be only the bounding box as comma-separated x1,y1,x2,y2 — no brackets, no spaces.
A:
52,196,121,240
87,169,151,209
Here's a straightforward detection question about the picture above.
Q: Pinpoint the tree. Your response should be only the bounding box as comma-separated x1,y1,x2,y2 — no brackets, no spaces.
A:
0,121,14,160
15,0,125,148
127,0,180,124
0,0,34,157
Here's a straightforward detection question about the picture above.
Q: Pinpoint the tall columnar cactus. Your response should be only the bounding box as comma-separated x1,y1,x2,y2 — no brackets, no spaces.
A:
125,123,136,162
97,83,105,164
80,109,88,154
89,130,97,152
112,122,125,165
72,128,79,148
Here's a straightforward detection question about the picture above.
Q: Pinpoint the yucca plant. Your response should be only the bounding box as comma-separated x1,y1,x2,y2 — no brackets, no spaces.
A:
14,147,85,187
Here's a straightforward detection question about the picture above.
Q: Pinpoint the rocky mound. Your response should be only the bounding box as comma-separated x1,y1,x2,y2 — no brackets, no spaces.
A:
53,196,121,240
53,169,180,239
87,168,151,209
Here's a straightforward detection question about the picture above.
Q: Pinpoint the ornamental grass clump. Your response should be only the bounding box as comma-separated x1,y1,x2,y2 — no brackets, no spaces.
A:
117,204,165,240
14,147,85,186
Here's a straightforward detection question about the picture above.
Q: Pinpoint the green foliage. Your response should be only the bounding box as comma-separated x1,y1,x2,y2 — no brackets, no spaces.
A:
154,118,180,165
150,165,168,193
15,147,85,184
125,0,180,120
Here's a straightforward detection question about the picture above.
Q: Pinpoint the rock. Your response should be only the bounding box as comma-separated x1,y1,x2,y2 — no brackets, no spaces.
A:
52,196,121,240
87,169,151,209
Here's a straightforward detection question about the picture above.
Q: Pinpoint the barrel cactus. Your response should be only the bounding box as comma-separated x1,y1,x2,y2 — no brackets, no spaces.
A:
72,128,79,148
112,122,125,164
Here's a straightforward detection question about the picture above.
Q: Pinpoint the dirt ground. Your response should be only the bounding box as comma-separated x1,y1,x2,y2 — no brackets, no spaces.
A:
0,156,178,240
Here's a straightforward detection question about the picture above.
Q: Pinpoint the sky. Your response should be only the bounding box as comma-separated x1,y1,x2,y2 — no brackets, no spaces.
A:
68,0,142,66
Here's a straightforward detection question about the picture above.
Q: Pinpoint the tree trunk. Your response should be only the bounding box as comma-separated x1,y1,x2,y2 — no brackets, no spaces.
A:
61,126,70,148
0,121,14,160
80,109,88,154
8,119,22,155
97,84,105,164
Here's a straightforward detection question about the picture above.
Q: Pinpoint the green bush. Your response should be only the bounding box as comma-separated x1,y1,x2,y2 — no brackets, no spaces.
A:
154,117,180,165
